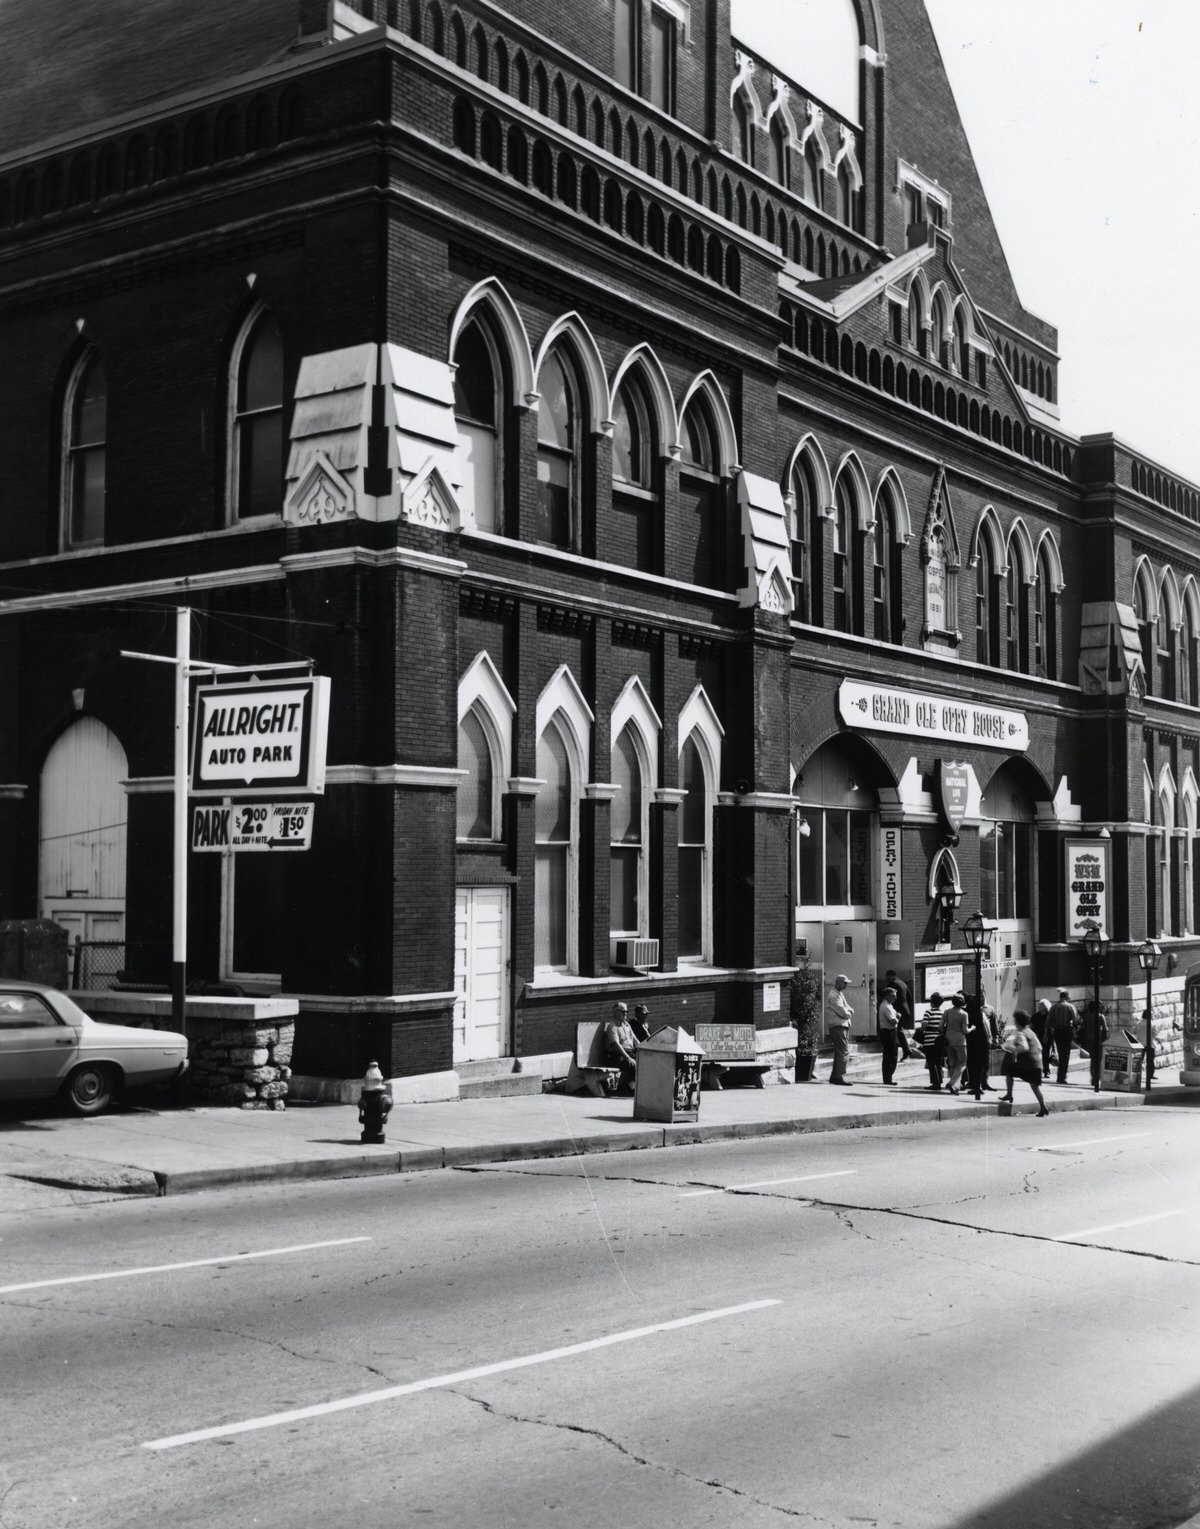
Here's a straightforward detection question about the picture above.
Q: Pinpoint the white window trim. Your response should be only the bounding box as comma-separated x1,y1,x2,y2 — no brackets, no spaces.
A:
896,158,952,226
226,301,285,526
453,321,504,533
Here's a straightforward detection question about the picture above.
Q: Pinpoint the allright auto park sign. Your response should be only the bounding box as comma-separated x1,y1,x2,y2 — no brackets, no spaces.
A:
190,677,330,797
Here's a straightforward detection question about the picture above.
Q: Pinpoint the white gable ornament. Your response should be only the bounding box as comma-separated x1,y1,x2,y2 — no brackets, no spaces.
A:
401,460,462,531
284,450,356,527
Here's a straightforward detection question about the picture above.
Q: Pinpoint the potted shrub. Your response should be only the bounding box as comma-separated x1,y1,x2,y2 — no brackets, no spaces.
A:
790,956,823,1081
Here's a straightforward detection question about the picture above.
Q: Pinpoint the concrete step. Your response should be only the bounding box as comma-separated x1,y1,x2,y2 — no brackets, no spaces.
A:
456,1057,522,1082
458,1071,543,1100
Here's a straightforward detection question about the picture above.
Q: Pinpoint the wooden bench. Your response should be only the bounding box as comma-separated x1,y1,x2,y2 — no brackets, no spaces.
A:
694,1023,771,1089
574,1020,622,1097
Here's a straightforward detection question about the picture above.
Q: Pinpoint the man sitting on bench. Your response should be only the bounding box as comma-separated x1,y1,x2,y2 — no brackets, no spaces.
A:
605,1002,640,1094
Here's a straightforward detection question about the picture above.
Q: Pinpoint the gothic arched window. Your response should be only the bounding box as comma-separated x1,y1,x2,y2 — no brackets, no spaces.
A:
63,351,107,548
229,308,284,521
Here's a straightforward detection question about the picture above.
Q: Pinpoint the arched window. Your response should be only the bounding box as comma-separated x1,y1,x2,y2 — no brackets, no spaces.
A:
1157,578,1177,699
680,394,723,589
803,138,822,207
979,765,1034,923
1182,594,1200,707
614,0,637,89
954,308,969,377
836,160,854,225
907,287,925,356
611,378,653,488
768,116,787,186
1005,545,1030,673
832,473,861,634
795,739,876,916
732,96,752,165
791,454,822,625
453,319,502,533
678,734,708,960
536,350,579,549
610,726,647,937
456,709,496,840
1034,547,1058,681
535,720,576,969
63,351,106,548
611,375,657,573
976,536,1001,666
1134,567,1155,694
229,308,284,521
872,486,902,644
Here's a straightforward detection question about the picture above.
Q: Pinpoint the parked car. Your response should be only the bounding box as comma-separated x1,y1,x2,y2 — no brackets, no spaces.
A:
0,981,188,1115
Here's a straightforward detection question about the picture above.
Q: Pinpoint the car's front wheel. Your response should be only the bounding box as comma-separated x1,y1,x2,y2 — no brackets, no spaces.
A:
64,1063,118,1116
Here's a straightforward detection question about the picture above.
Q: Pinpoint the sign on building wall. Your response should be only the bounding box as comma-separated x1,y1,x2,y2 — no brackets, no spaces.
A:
937,761,971,836
1065,838,1110,940
879,826,902,920
837,680,1029,752
191,678,330,797
923,964,965,1001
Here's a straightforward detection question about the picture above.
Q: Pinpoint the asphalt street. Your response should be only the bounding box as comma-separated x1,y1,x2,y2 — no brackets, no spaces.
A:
4,1108,1200,1529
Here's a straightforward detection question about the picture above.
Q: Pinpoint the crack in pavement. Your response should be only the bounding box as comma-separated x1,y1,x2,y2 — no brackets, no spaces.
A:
444,1387,826,1522
0,1297,398,1383
465,1165,1197,1266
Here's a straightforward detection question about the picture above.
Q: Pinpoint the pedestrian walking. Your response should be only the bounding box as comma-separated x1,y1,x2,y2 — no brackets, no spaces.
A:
964,994,991,1099
1032,997,1053,1078
943,992,969,1094
1048,988,1078,1085
877,985,900,1085
1077,1000,1109,1092
919,993,947,1091
826,973,854,1085
1001,1010,1049,1115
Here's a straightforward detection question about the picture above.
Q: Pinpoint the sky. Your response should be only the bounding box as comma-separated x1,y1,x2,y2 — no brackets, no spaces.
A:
923,1,1200,483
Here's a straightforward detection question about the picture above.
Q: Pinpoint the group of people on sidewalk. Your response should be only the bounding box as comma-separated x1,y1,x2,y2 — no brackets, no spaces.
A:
824,972,1112,1117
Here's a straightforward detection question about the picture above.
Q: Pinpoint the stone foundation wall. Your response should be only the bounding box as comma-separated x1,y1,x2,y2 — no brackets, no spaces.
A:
74,991,300,1109
1106,985,1185,1075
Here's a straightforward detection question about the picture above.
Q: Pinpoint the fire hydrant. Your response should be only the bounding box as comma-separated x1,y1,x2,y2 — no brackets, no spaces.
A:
358,1061,393,1144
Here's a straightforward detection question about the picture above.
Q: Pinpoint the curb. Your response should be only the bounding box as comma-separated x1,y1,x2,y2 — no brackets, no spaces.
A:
130,1090,1153,1195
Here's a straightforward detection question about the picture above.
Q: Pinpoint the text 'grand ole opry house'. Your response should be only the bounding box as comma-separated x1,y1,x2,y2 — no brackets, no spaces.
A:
0,0,1193,1094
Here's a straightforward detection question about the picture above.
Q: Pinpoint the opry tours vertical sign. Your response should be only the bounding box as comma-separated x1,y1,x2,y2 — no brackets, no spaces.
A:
1065,839,1109,940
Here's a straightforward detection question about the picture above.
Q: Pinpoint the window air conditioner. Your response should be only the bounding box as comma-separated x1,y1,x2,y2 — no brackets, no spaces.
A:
611,937,660,971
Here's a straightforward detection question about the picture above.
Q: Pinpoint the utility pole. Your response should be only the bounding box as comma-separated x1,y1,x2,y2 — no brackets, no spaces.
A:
121,609,239,1037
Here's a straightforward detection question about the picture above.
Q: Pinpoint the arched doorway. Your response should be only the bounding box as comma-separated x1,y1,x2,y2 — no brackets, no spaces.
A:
38,717,128,979
794,737,891,1037
978,759,1042,1017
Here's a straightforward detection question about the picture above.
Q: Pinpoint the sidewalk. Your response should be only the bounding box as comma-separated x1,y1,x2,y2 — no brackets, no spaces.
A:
2,1061,1191,1199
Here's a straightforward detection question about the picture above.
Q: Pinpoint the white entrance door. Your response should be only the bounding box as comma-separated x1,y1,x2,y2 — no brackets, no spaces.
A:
39,719,128,976
453,888,510,1062
822,920,876,1038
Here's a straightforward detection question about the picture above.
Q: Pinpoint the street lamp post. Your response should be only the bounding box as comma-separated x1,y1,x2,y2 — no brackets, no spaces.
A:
1137,938,1161,1091
1081,924,1109,1091
936,884,963,946
959,911,995,1034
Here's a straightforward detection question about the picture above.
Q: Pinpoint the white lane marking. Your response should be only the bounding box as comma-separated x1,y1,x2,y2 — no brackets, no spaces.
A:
0,1238,372,1296
1026,1132,1151,1153
1053,1210,1183,1242
143,1299,782,1450
679,1170,858,1198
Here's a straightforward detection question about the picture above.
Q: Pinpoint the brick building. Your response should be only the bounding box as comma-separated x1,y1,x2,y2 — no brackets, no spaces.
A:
0,0,1193,1089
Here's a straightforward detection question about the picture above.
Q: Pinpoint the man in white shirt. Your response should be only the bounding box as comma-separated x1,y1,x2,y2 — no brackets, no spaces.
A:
826,974,854,1085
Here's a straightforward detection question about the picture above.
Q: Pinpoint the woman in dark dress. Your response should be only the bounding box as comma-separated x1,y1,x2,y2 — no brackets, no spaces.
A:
964,995,991,1100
